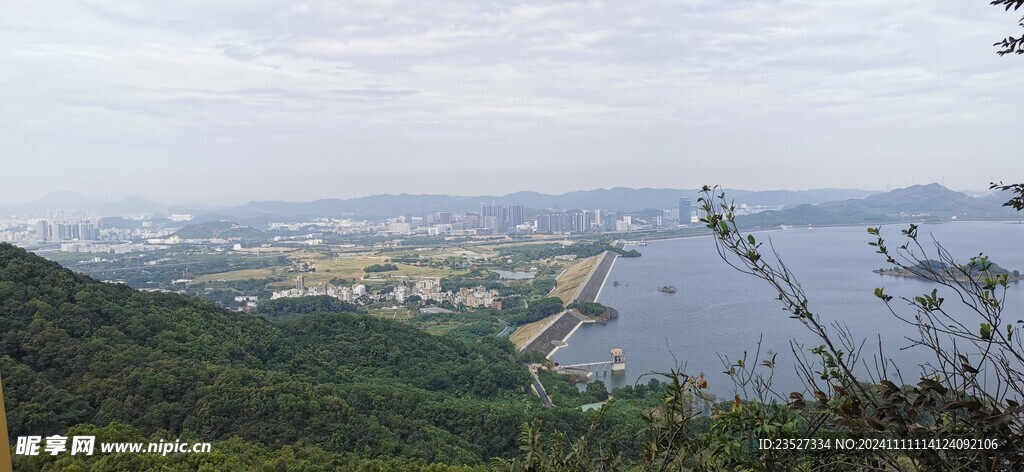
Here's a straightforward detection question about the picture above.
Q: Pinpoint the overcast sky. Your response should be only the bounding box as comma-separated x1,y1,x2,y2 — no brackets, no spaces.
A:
2,0,1022,206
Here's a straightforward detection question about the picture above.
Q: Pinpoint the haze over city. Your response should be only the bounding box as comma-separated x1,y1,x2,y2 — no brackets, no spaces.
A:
3,0,1023,206
4,1,1024,470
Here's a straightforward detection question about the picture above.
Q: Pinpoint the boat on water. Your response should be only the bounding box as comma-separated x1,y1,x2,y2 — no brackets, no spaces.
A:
808,224,813,231
612,281,620,287
637,239,648,246
659,285,677,294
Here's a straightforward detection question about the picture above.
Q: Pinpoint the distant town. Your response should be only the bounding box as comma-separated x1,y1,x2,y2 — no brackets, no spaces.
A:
2,197,732,247
0,184,1017,325
0,189,794,342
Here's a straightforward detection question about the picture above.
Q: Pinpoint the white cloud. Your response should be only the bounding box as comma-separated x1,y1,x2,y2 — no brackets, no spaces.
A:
0,0,1022,204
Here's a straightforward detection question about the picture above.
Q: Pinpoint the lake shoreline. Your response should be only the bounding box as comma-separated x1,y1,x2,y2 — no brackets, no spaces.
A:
545,221,982,366
620,219,1024,246
551,222,1024,394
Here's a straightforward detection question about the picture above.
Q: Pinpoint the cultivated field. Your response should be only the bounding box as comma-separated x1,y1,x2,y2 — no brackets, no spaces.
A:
298,253,459,285
192,268,278,283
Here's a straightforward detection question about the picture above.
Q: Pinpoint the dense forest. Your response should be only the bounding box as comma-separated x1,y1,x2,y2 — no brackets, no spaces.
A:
497,242,635,264
363,263,399,273
503,297,564,326
0,243,649,470
258,295,363,318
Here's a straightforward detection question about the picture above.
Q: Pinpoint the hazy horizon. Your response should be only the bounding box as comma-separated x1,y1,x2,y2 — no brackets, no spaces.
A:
0,184,907,209
2,181,1007,212
3,1,1022,205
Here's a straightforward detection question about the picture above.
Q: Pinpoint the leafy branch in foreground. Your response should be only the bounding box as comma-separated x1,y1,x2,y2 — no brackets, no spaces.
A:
698,184,1023,470
992,0,1024,55
990,181,1024,211
501,185,1024,471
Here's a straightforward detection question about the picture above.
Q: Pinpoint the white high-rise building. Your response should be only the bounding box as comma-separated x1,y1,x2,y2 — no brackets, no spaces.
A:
352,284,367,297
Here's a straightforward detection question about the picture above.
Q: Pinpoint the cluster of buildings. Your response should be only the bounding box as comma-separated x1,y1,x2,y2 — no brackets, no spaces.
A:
59,241,161,254
532,198,718,233
2,193,770,251
4,196,713,246
383,203,529,236
267,274,502,311
271,275,368,302
35,217,100,241
0,213,178,253
233,295,259,310
536,207,686,233
0,209,188,248
269,218,375,236
379,198,720,236
392,277,503,309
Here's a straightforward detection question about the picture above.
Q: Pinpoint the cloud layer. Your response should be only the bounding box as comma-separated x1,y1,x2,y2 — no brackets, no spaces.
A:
1,0,1021,204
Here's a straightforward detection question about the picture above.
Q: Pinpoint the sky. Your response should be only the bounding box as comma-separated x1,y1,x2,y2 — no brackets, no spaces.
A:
1,0,1022,206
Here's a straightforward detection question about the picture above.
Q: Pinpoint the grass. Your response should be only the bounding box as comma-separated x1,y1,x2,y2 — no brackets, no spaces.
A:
311,255,387,280
291,253,459,285
476,239,565,252
391,247,473,260
368,307,416,321
509,312,562,349
460,247,500,259
415,315,502,337
192,268,278,283
549,255,600,304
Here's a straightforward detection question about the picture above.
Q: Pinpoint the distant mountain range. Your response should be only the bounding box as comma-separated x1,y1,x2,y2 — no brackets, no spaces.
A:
7,185,1017,226
737,184,1020,227
205,187,878,220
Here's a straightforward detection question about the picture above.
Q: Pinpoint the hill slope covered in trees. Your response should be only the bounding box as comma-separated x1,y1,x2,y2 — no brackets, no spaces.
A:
0,243,629,469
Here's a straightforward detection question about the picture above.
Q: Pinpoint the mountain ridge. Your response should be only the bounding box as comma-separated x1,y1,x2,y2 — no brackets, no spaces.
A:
215,187,878,219
736,184,1019,226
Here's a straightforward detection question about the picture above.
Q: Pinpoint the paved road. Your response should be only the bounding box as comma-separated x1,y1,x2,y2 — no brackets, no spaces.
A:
496,318,513,337
529,371,553,407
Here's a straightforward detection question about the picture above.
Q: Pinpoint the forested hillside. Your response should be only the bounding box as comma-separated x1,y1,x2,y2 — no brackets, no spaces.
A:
0,243,638,469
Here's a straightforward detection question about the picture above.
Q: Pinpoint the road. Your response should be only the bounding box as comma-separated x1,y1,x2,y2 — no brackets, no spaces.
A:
529,369,553,407
496,318,513,337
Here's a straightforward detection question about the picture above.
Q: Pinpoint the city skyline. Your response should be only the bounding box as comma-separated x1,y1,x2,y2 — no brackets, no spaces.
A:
0,181,989,210
3,1,1023,204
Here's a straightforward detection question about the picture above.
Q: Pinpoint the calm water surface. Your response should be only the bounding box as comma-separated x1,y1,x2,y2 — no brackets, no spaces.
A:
552,222,1024,397
491,269,536,280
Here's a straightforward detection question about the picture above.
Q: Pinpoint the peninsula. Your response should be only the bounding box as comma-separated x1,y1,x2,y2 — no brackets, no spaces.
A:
513,242,625,358
874,259,1022,283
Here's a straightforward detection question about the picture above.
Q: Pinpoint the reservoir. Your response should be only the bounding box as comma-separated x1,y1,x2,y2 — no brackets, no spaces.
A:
491,269,536,280
551,222,1024,398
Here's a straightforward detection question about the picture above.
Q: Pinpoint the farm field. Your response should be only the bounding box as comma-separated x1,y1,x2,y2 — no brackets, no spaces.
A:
193,268,277,283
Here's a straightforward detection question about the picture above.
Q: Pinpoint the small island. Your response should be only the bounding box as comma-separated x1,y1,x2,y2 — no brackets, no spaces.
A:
659,286,677,294
874,259,1022,283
